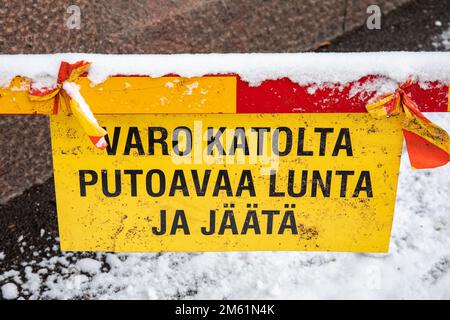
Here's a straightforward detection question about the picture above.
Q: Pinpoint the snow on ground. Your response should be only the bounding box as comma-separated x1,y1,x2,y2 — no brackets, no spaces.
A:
1,282,18,300
76,258,102,276
0,114,448,300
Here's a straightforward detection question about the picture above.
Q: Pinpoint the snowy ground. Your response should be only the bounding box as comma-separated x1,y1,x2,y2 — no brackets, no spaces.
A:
0,113,449,300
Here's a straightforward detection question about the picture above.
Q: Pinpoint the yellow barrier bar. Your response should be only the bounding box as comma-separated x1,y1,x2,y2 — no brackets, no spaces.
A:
0,77,53,114
0,76,237,114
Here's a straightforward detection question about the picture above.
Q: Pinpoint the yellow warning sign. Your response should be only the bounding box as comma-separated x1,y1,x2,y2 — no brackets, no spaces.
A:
50,113,403,252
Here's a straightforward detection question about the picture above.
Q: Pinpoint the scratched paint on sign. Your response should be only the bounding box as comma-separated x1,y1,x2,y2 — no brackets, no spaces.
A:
50,113,403,252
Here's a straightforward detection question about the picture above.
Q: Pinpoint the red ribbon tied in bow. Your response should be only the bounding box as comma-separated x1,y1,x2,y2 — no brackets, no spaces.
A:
366,79,449,169
29,61,108,150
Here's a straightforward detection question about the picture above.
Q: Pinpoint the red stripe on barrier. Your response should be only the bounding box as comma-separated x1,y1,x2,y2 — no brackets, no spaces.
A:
236,75,448,113
408,81,448,113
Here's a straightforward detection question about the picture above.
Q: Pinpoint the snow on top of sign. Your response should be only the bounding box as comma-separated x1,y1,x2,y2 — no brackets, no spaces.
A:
0,52,450,89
